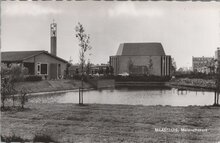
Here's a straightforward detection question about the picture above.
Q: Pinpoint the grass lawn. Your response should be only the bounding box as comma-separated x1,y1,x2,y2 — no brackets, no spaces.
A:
1,103,220,142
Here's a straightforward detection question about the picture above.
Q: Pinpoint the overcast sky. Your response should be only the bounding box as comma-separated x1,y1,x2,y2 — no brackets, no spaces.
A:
2,1,220,68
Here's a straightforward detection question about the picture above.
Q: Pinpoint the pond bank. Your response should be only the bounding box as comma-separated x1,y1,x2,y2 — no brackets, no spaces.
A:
169,78,217,91
1,103,220,142
14,79,92,94
13,78,218,95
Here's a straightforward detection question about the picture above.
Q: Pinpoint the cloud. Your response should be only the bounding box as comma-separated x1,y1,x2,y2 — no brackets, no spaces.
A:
2,2,62,17
108,2,163,18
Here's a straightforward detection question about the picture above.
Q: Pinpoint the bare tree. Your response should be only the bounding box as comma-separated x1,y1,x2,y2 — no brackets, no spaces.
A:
1,78,10,109
75,23,92,105
20,87,28,109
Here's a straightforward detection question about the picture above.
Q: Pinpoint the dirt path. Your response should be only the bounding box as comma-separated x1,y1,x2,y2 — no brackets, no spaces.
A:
1,103,220,142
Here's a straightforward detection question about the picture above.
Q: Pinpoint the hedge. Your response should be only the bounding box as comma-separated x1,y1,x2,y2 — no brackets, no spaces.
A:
115,75,171,82
25,75,42,81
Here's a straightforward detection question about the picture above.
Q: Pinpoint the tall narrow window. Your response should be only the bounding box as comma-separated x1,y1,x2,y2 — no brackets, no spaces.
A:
37,63,40,74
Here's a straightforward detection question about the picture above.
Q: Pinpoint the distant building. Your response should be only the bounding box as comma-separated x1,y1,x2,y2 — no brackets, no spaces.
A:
1,21,68,79
90,64,110,75
68,64,80,77
215,47,220,72
68,63,111,76
215,47,220,61
192,56,214,73
109,43,171,76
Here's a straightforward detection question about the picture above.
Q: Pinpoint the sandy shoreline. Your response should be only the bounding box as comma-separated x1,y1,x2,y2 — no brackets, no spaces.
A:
1,103,220,142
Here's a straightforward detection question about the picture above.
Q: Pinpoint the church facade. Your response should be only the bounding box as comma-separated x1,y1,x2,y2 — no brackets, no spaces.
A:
109,43,171,76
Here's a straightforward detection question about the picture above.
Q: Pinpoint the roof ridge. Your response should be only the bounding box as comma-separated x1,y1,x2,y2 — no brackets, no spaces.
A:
2,50,68,63
2,50,47,53
116,42,165,56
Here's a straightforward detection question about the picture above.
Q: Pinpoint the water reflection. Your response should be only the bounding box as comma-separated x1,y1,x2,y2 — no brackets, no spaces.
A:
28,88,215,106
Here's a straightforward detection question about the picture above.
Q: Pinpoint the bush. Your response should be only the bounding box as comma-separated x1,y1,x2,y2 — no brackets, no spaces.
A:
1,134,55,142
72,75,88,82
1,63,28,82
115,75,171,82
175,72,216,80
25,75,42,81
33,134,55,142
1,134,29,142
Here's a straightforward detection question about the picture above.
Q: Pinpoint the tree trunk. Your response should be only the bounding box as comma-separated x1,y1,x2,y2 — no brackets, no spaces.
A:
80,64,84,105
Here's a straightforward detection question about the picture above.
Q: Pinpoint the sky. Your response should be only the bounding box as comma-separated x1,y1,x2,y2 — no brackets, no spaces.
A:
1,1,220,68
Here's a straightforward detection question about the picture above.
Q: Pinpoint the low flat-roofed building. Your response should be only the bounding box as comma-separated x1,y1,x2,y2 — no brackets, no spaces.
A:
2,50,68,79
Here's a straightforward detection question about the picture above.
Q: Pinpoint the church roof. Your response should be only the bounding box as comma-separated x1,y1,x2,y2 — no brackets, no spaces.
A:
116,43,166,56
2,50,68,63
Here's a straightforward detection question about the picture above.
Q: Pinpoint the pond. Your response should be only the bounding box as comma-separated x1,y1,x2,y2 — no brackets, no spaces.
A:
28,87,215,106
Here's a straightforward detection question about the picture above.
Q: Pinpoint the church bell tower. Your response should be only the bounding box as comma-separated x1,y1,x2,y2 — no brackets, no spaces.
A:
50,21,57,56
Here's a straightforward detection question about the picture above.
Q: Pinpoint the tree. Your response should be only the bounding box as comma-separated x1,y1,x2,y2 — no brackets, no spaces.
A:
1,64,27,109
20,87,28,109
1,78,11,109
75,22,92,105
171,58,177,75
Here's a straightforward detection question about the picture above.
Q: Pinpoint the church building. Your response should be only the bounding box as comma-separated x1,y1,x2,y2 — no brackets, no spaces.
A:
2,21,68,79
109,43,171,77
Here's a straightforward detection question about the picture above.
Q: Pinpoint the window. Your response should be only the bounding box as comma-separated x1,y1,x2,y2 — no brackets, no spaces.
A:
41,64,48,75
37,63,40,74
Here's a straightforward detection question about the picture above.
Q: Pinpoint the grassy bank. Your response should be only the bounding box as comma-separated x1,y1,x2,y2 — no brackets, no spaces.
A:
169,78,216,91
1,103,220,142
12,78,218,94
14,79,92,94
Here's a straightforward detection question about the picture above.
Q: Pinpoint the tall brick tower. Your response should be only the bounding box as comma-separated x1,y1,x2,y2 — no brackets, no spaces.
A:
50,21,57,56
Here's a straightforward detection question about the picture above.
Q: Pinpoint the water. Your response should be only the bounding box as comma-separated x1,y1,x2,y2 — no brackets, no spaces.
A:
28,87,215,106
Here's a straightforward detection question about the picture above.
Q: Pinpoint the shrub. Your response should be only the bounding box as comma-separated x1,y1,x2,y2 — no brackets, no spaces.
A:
1,78,17,109
25,75,42,81
73,75,88,81
1,63,28,82
33,134,55,143
1,134,29,142
115,75,171,82
19,87,28,109
174,72,216,80
10,64,29,82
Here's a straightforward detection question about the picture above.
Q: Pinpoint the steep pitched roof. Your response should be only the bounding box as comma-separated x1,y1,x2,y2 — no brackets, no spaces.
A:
116,43,166,56
1,50,68,63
